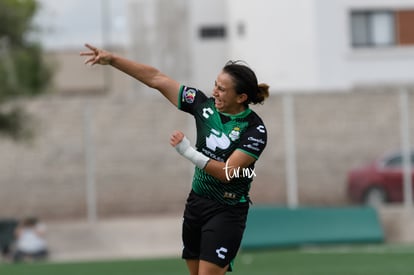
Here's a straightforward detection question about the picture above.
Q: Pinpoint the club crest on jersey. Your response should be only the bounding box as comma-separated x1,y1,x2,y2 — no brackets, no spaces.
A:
183,88,196,103
229,127,241,141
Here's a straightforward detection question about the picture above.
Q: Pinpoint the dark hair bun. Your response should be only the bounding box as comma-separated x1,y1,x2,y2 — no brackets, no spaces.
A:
253,83,270,104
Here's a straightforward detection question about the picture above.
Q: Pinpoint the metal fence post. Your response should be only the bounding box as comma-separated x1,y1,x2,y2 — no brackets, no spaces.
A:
283,94,298,208
83,102,98,223
399,87,413,211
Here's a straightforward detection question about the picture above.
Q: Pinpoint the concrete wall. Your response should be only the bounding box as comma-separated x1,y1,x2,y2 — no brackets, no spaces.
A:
128,0,190,86
1,86,413,220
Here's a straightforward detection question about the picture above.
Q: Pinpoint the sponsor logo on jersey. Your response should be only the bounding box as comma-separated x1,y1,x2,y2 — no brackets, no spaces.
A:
243,144,260,152
206,129,231,151
256,125,266,133
229,127,241,141
183,88,196,103
248,136,265,144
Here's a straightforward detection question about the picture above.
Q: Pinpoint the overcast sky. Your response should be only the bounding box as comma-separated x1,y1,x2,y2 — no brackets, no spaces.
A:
34,0,129,50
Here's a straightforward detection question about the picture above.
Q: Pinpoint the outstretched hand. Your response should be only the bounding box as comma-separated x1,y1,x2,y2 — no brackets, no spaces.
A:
80,43,113,65
170,130,185,147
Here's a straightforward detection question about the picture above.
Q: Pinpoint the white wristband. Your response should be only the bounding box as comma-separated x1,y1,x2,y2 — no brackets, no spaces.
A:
175,137,210,169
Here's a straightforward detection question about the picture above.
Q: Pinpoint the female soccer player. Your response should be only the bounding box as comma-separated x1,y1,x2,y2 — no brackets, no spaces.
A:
80,43,269,275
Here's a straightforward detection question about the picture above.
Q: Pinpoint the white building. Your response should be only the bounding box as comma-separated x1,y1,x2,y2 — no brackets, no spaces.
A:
187,0,414,92
44,0,414,94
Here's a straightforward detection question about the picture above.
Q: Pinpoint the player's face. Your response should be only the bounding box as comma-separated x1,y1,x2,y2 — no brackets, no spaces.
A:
212,72,247,114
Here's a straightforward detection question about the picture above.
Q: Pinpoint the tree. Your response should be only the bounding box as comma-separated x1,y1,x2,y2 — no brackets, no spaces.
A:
0,0,52,140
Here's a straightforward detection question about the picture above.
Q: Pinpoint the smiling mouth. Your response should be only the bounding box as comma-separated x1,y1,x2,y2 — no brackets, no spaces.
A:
215,99,223,107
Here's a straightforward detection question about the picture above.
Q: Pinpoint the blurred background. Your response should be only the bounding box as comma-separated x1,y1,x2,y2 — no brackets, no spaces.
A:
1,0,414,264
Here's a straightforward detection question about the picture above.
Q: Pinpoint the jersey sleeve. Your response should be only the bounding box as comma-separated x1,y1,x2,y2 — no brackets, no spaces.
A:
237,122,267,160
178,85,208,115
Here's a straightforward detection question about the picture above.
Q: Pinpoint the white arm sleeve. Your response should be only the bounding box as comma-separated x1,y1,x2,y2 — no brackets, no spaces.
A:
175,136,210,169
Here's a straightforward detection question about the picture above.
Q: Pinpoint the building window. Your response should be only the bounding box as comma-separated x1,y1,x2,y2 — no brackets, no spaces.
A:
199,25,226,39
351,10,395,47
237,22,246,37
350,9,414,48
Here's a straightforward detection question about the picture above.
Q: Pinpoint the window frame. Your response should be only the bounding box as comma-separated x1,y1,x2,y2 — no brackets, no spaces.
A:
350,9,396,48
199,25,227,40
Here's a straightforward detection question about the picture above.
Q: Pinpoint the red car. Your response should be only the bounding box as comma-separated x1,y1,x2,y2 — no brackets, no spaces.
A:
347,150,414,206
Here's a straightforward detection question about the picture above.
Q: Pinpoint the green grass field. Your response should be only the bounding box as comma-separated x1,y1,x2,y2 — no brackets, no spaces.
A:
2,245,414,275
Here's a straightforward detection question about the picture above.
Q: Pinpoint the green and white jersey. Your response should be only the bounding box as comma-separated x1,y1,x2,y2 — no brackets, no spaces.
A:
178,85,267,205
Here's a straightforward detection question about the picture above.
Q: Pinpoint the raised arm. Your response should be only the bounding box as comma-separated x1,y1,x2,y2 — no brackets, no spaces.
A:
80,43,180,107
